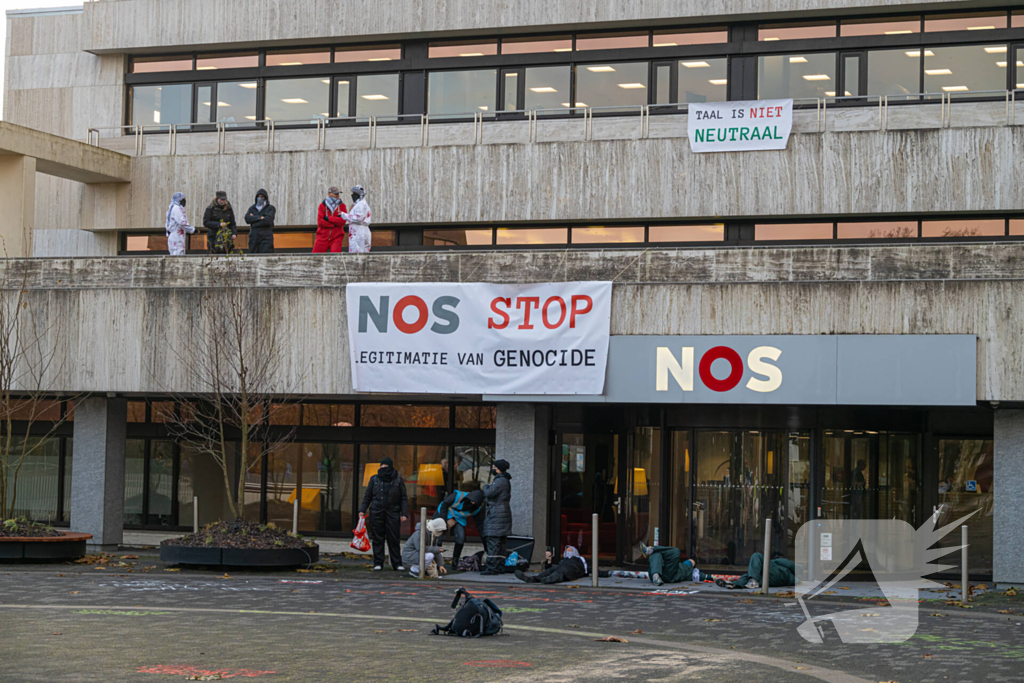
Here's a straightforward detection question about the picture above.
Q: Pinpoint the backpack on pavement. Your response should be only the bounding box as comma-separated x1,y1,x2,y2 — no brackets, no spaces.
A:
430,587,503,638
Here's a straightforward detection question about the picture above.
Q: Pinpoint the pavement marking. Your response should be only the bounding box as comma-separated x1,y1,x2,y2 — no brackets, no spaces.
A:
0,602,873,683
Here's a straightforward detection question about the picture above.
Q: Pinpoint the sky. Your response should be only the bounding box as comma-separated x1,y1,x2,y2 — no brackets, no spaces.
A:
0,0,84,118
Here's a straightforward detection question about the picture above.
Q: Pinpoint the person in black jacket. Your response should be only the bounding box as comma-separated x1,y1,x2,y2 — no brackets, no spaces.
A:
514,545,588,584
244,188,276,254
358,457,409,571
480,459,512,575
202,190,237,254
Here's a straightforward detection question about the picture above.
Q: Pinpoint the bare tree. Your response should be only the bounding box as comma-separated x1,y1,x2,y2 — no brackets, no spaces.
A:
158,257,303,521
0,256,80,520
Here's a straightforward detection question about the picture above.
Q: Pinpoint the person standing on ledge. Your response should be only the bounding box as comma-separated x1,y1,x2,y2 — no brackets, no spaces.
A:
165,192,195,256
340,185,372,253
203,190,236,254
244,188,276,254
480,459,512,576
359,457,409,572
313,185,347,254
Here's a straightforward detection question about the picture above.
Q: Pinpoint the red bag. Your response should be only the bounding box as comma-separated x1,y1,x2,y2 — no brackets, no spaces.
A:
350,517,371,552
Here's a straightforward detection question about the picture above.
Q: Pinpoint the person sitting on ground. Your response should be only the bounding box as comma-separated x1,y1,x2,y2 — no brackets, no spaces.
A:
434,489,484,566
403,518,449,578
717,552,796,590
514,546,588,585
639,541,699,586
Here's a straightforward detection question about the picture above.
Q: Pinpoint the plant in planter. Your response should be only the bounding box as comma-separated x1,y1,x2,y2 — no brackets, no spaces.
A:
161,520,318,567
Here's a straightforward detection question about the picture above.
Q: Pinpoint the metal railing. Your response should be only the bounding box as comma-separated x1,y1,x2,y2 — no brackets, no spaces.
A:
88,88,1024,156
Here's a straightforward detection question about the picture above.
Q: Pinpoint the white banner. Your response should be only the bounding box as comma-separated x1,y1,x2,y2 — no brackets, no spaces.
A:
688,99,793,153
346,282,612,395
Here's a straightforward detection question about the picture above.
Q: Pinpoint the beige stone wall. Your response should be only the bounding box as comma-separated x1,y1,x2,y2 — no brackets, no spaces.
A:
3,243,1022,399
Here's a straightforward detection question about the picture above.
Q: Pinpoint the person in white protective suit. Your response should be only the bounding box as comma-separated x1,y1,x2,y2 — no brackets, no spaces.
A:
340,185,372,253
165,192,195,256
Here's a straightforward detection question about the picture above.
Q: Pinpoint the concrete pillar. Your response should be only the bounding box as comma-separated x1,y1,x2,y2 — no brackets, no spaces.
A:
994,409,1024,585
495,403,550,562
0,154,35,258
70,398,127,549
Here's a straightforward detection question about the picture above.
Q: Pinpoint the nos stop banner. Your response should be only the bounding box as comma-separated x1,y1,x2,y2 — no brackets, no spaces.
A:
346,282,612,395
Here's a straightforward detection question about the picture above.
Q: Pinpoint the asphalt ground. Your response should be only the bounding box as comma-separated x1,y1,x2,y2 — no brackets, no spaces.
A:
1,553,1023,682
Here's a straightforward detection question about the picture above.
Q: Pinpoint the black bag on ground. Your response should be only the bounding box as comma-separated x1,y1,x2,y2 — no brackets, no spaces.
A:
430,587,503,637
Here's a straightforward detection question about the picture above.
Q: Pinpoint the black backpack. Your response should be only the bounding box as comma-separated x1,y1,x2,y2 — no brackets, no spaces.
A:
430,587,503,638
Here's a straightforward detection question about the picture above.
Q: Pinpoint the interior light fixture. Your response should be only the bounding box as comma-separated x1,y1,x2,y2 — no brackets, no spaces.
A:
763,37,780,41
997,61,1008,67
708,79,728,85
844,90,852,96
478,106,489,110
320,113,329,117
239,83,258,89
789,56,808,63
925,68,952,75
367,57,393,62
196,66,218,70
361,94,389,100
942,85,969,91
984,46,1008,53
278,62,303,66
587,66,616,72
459,52,485,57
281,98,308,104
530,86,557,93
202,102,212,107
338,80,350,85
321,79,331,84
967,26,996,31
153,112,161,123
561,102,588,107
824,91,836,97
617,82,646,89
884,30,913,35
245,116,257,120
802,74,831,81
681,61,711,68
653,42,678,47
905,50,935,57
553,48,572,52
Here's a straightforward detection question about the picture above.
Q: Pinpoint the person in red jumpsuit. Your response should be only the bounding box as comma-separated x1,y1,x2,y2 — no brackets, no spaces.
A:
313,186,347,253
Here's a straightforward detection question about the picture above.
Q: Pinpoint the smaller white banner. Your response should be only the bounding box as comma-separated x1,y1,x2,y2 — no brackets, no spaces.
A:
688,99,793,153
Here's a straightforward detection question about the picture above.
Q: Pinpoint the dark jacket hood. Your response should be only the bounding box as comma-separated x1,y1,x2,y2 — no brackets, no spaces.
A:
254,189,270,203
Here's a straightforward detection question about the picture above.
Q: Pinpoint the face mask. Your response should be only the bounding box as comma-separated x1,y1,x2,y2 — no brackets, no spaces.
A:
180,199,187,208
351,194,359,204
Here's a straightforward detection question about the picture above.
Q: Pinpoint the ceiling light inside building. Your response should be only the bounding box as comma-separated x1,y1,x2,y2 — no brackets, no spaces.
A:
789,57,808,63
478,106,489,110
239,83,258,89
153,112,160,123
904,50,934,57
322,79,331,84
942,85,968,91
617,82,646,89
967,26,996,30
802,74,831,81
245,116,257,120
459,52,484,57
561,102,588,107
984,46,1008,53
763,37,780,41
362,94,389,100
278,62,303,66
553,48,572,52
281,98,308,104
653,42,678,47
530,86,557,93
681,61,711,68
587,66,616,72
217,102,230,107
825,91,836,97
197,66,218,71
884,30,913,35
708,79,728,85
367,57,393,61
925,69,952,75
338,80,350,85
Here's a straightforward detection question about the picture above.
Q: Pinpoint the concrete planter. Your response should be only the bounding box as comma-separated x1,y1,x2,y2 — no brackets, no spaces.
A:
161,543,318,568
0,532,92,562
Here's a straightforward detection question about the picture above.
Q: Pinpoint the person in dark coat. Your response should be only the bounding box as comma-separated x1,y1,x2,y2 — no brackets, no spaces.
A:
202,190,237,254
514,545,588,584
358,457,409,571
244,188,276,254
480,459,512,575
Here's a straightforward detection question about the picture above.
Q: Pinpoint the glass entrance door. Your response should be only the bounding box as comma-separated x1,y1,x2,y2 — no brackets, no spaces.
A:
555,432,619,563
822,431,919,524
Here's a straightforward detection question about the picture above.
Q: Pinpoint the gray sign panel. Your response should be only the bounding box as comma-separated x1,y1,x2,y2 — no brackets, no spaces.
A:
486,335,976,406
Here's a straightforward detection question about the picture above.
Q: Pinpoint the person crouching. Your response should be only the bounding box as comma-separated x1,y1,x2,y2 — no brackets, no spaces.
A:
403,517,448,578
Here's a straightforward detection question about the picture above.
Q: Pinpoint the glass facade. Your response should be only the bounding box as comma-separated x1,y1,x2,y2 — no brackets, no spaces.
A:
868,49,920,98
758,53,837,100
678,58,728,103
265,78,330,121
924,45,1007,96
524,66,571,111
576,62,648,111
428,70,497,115
355,74,400,118
215,81,258,125
131,84,192,127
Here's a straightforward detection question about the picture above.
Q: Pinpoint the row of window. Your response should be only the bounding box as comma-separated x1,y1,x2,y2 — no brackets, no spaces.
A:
130,42,1024,128
119,219,1024,255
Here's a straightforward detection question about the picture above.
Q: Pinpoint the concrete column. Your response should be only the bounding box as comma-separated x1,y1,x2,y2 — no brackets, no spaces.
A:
0,154,35,258
495,403,550,562
994,409,1024,585
70,398,127,549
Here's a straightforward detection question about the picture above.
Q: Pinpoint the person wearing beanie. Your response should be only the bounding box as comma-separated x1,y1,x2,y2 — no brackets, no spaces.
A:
480,459,512,575
402,517,448,577
202,190,237,254
313,185,347,253
359,457,409,571
435,488,484,566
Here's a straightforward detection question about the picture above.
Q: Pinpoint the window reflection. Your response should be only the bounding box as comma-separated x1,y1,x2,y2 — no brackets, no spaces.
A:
302,404,355,427
423,229,493,247
132,56,192,73
132,84,192,127
336,79,351,117
921,220,1005,237
868,49,920,98
361,404,450,428
215,81,258,125
840,17,921,36
653,28,728,46
197,53,258,70
679,58,728,103
266,50,330,67
525,66,571,111
755,223,833,241
758,53,837,99
454,406,497,430
576,31,648,51
571,226,644,244
924,12,1008,32
265,78,330,122
924,45,1008,97
1010,220,1024,235
429,40,498,58
373,230,396,247
267,443,355,533
1015,11,1024,29
496,228,569,245
335,45,401,63
273,232,316,249
428,70,497,116
360,444,448,535
576,62,649,111
837,221,918,239
648,224,725,242
758,22,836,41
501,35,572,54
356,74,400,117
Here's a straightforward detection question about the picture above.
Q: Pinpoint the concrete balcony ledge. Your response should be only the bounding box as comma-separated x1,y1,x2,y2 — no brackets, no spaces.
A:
7,241,1024,291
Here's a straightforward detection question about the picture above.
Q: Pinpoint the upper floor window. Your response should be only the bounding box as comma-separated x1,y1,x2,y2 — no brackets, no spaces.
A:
429,40,498,58
132,56,192,73
265,78,330,122
839,16,921,37
428,69,497,115
575,62,648,111
266,49,330,67
335,44,402,62
924,12,1008,33
576,31,648,51
653,28,728,47
757,53,836,99
758,22,836,41
131,84,192,127
196,53,258,70
501,35,572,55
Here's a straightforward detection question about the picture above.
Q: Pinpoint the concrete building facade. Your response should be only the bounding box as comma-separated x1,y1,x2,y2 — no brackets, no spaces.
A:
3,0,1024,582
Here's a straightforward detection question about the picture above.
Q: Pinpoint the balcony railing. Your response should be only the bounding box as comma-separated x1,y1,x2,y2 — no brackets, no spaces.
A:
88,89,1024,157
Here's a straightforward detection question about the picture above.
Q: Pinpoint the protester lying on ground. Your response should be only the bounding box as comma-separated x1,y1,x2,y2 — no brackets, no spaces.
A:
340,185,371,253
203,190,236,254
435,489,484,566
639,541,700,586
313,185,347,253
514,545,588,584
165,192,195,256
403,518,449,578
717,552,796,590
244,188,276,254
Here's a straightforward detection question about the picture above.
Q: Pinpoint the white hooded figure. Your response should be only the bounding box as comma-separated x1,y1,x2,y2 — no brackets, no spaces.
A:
165,192,195,256
341,185,372,253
